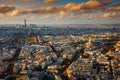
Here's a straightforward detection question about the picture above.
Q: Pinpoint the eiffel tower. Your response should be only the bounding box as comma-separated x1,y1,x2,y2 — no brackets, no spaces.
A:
24,19,27,34
23,19,28,45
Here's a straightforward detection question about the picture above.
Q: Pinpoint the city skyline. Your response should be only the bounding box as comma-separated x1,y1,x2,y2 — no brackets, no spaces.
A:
0,0,120,24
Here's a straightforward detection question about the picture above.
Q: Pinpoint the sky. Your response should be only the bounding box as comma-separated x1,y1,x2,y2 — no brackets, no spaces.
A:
0,0,120,24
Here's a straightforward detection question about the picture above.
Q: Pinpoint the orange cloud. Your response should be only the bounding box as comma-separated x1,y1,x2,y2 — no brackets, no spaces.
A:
0,5,15,14
59,11,66,17
105,4,120,12
0,13,4,17
8,0,15,2
86,12,120,19
65,0,111,11
10,9,33,16
20,0,35,2
1,0,112,19
10,10,22,16
100,12,120,18
44,0,57,3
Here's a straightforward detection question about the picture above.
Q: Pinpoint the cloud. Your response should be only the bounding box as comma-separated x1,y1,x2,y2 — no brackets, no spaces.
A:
65,0,111,11
44,0,57,3
86,12,120,19
0,13,4,17
18,0,111,15
8,0,15,2
40,14,53,19
59,11,67,17
105,4,120,12
10,10,22,16
87,14,97,19
8,0,34,2
100,12,120,18
0,5,15,14
10,9,33,16
1,0,112,19
20,0,35,2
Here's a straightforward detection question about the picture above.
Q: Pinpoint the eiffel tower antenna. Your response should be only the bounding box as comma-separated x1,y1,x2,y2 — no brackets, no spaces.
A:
24,19,27,32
